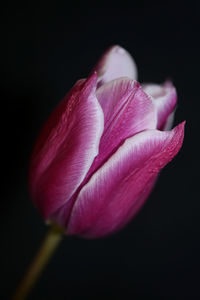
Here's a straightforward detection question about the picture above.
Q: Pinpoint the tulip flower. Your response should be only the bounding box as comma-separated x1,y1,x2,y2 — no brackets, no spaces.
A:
13,46,185,300
29,45,185,239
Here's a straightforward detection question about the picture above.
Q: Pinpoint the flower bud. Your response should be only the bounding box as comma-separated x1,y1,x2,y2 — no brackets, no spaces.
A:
29,46,185,238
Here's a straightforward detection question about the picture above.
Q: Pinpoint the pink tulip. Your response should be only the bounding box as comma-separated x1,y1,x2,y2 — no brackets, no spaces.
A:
29,45,185,238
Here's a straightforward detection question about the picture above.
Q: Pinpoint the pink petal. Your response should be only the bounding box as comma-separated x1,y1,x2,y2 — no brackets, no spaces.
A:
50,78,157,229
142,81,177,130
29,73,104,219
86,78,157,176
67,122,185,238
94,45,138,86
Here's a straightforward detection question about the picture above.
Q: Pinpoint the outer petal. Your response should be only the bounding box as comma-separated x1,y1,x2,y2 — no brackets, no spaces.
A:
142,81,177,130
94,45,138,86
29,73,104,219
67,122,185,238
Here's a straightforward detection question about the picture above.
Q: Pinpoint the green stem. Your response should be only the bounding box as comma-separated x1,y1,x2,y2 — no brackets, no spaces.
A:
12,226,64,300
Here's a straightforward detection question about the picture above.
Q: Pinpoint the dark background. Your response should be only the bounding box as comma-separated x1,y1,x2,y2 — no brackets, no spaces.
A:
1,1,199,299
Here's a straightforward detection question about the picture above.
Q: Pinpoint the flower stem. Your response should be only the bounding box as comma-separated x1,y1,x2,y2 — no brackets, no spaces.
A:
12,225,64,300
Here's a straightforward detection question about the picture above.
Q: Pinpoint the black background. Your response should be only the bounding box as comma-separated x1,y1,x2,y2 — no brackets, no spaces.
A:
1,1,199,299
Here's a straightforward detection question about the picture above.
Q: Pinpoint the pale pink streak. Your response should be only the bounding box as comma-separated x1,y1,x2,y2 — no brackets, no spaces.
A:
67,122,185,238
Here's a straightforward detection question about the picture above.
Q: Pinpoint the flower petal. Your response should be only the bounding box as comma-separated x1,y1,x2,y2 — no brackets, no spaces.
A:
51,79,157,228
67,122,185,238
94,45,138,86
29,73,104,219
86,78,157,176
142,81,177,130
50,78,157,229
